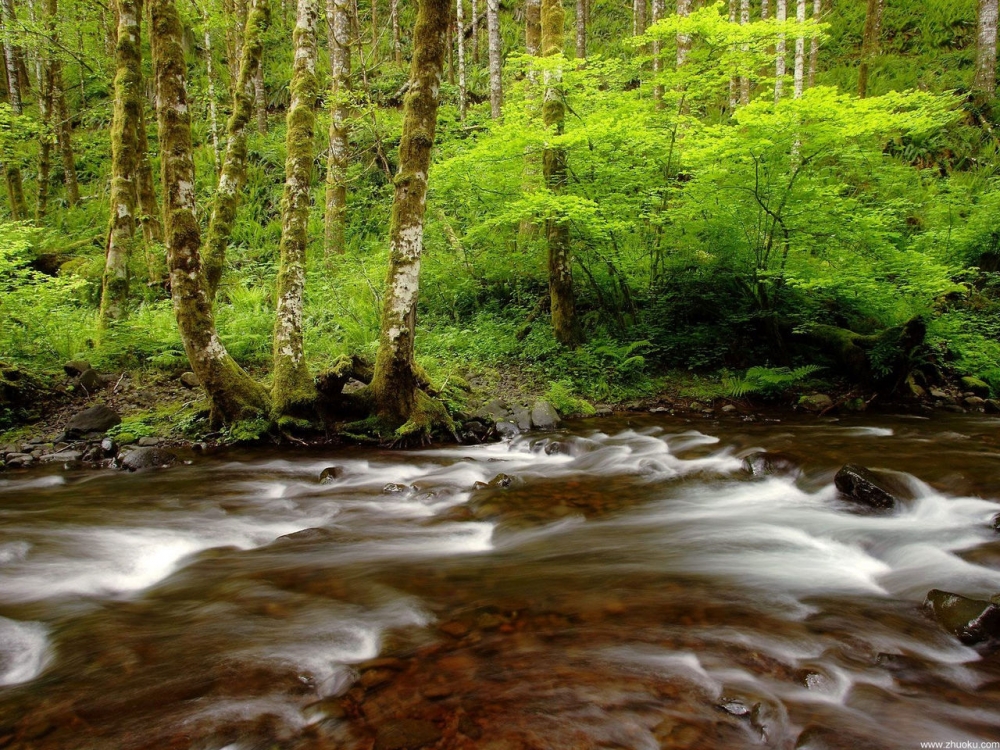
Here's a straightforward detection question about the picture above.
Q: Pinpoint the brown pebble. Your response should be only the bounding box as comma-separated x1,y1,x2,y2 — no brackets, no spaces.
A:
439,621,470,638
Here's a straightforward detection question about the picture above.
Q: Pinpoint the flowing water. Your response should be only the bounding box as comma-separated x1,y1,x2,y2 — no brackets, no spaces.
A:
2,413,1000,749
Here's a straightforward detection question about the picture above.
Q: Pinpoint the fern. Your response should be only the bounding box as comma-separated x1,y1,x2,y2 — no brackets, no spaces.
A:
722,365,824,399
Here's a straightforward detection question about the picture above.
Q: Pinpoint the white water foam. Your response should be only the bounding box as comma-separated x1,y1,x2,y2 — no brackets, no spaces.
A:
0,616,51,686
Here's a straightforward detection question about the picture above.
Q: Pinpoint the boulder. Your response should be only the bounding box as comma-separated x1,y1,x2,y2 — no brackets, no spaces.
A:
373,719,442,750
475,398,509,423
119,447,177,471
494,421,519,438
510,404,533,431
180,372,200,389
742,451,799,477
277,527,336,544
473,473,515,490
319,466,342,483
834,464,904,510
65,405,121,437
965,396,986,409
39,450,83,463
77,369,107,392
798,393,833,412
137,437,160,447
721,404,737,414
100,437,117,455
530,400,560,429
925,589,1000,645
929,387,950,401
63,360,91,377
986,399,1000,414
960,376,990,397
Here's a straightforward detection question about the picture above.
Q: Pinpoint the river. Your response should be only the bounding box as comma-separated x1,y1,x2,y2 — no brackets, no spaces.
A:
1,413,1000,749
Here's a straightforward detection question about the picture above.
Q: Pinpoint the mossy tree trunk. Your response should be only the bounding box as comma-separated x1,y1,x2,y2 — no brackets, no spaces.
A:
272,0,319,417
148,0,270,423
35,25,53,221
857,0,883,99
53,62,79,207
651,0,663,104
254,61,267,132
974,0,998,101
135,104,163,247
324,0,350,255
542,0,580,347
99,0,143,325
0,0,27,220
370,0,449,424
205,0,270,299
391,0,401,64
201,15,222,172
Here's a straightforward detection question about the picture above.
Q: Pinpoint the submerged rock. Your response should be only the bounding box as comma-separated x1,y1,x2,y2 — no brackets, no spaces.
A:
924,589,1000,645
834,464,903,510
382,483,409,494
473,473,515,490
742,451,799,477
65,405,121,437
319,466,342,483
119,447,177,471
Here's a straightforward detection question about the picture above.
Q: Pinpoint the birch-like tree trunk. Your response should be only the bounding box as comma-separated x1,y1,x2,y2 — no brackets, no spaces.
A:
486,0,501,118
526,0,540,56
202,21,221,172
370,0,449,423
761,0,768,19
35,0,55,221
0,0,26,220
575,0,585,59
974,0,998,100
148,0,270,423
739,0,749,106
676,0,691,68
205,0,269,297
632,0,645,36
391,0,401,64
728,0,737,111
100,0,143,325
272,0,320,417
254,61,267,131
775,0,786,101
857,0,883,99
807,0,820,87
793,0,805,98
542,0,579,346
652,0,663,105
471,0,478,63
456,0,466,116
324,0,350,254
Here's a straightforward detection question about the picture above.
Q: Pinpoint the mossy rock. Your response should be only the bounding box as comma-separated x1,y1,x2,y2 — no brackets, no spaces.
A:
960,376,990,397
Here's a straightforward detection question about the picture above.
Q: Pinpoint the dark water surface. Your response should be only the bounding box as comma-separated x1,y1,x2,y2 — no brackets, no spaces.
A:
2,413,1000,749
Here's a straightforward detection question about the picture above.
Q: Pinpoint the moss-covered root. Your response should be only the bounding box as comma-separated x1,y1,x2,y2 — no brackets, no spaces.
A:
338,388,457,446
394,389,458,446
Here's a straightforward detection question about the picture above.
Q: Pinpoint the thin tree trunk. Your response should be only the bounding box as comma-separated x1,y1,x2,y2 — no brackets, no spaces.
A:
100,0,143,325
135,104,163,246
370,0,449,423
391,0,401,63
652,0,663,105
371,0,377,48
542,0,579,346
456,0,466,116
324,0,350,254
739,0,749,106
632,0,645,36
761,0,768,19
526,0,540,55
205,0,269,298
520,0,541,238
676,0,691,68
35,0,55,221
486,0,500,118
857,0,883,99
254,62,267,131
471,0,478,63
807,0,820,87
446,14,453,82
575,0,584,58
775,0,786,101
728,0,737,111
55,82,79,206
148,0,270,423
202,20,221,172
793,0,804,98
0,0,26,220
272,0,320,416
974,0,998,100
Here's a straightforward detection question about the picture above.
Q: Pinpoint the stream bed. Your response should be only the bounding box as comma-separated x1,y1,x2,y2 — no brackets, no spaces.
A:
2,413,1000,749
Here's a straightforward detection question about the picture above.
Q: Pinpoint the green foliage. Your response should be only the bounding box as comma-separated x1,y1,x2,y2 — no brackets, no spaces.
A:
721,365,825,399
544,380,597,416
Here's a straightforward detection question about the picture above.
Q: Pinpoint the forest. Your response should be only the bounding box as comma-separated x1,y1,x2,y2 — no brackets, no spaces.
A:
1,0,999,442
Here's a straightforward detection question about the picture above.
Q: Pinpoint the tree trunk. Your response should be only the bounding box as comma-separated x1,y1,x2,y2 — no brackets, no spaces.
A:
272,0,320,417
739,0,749,106
205,0,270,298
632,0,645,36
148,0,270,423
486,0,501,118
761,0,768,19
775,0,786,101
676,0,691,68
136,104,163,246
324,0,350,254
807,0,820,87
202,19,222,172
0,0,26,220
55,83,79,206
35,0,55,222
100,0,143,325
370,0,449,423
471,0,478,63
542,0,579,347
575,0,585,59
974,0,998,100
652,0,663,105
857,0,883,99
728,0,737,111
254,61,267,131
526,0,540,56
391,0,401,63
793,0,805,99
456,0,466,116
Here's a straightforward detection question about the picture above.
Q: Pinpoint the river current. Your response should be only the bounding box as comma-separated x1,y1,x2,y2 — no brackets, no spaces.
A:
1,413,1000,749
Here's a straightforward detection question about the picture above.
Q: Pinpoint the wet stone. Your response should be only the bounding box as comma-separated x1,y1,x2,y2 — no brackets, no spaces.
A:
382,483,409,494
834,464,903,511
119,447,177,472
373,719,442,750
65,405,121,437
137,437,160,447
742,451,799,477
925,589,1000,645
530,400,560,429
319,466,342,483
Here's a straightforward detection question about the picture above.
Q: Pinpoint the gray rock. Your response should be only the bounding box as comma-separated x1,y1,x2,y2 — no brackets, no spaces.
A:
964,396,986,408
382,482,409,494
137,437,160,447
925,589,1000,645
65,405,121,437
277,527,336,544
510,404,532,431
180,371,200,389
5,455,33,468
63,360,91,377
688,402,704,412
798,393,833,412
834,464,905,510
530,400,560,429
39,451,83,463
742,451,799,477
119,447,177,471
722,404,737,414
929,387,950,400
475,398,509,423
986,399,1000,414
494,420,520,438
595,406,613,417
100,437,117,455
473,473,515,490
649,406,670,414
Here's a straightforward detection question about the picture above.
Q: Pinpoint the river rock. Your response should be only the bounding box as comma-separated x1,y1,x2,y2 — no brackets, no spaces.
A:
924,589,1000,645
473,473,515,490
39,450,83,463
65,405,121,437
834,464,903,510
531,400,560,429
964,396,986,409
494,420,520,438
179,372,200,389
722,404,737,414
960,376,990,397
510,404,533,431
277,527,336,544
475,398,509,423
119,447,177,471
986,399,1000,414
319,466,342,483
374,719,442,750
382,482,409,494
798,393,833,412
742,451,799,477
63,360,91,377
4,454,33,468
137,437,160,447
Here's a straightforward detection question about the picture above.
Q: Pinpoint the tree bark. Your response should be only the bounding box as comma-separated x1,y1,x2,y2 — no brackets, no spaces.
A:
456,0,466,116
100,0,143,325
775,0,786,101
739,0,749,106
205,0,270,298
136,104,163,246
807,0,820,87
728,0,737,111
676,0,691,68
324,0,350,254
471,0,478,62
272,0,320,417
974,0,998,100
542,0,579,346
254,60,267,131
148,0,270,423
526,0,540,55
202,18,221,172
54,80,78,206
793,0,805,99
35,0,55,221
652,0,663,105
857,0,883,99
575,0,585,59
391,0,401,63
632,0,645,36
370,0,449,423
0,0,26,220
486,0,500,118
